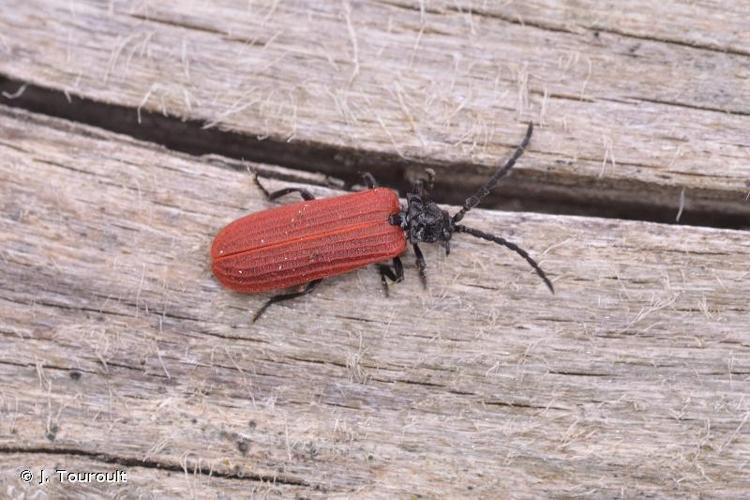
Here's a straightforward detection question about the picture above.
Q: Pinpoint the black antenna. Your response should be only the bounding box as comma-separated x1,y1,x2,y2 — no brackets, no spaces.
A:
454,224,554,293
452,122,533,223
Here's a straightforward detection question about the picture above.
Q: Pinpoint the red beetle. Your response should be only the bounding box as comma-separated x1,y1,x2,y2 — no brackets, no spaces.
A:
212,123,553,321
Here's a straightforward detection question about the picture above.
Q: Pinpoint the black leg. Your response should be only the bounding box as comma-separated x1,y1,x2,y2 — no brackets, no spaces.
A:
254,174,315,201
252,279,323,323
267,187,315,201
413,244,427,289
423,168,436,198
413,168,436,200
377,257,404,297
414,180,424,197
361,172,378,189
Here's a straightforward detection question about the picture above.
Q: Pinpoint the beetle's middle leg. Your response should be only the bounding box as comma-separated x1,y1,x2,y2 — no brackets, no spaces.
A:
254,174,315,202
252,279,323,323
377,257,403,297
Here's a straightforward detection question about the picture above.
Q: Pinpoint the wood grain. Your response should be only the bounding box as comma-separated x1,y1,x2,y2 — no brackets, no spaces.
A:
1,0,749,223
1,105,749,497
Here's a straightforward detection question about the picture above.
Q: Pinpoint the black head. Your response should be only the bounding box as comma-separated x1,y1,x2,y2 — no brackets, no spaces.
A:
403,193,453,244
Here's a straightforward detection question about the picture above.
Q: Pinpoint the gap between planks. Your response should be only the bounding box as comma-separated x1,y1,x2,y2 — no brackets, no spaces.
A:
0,76,748,230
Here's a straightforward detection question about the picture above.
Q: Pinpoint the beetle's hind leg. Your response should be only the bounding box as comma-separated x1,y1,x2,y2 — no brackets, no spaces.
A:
252,279,323,323
254,174,315,201
413,244,428,289
377,257,404,297
361,172,378,189
345,172,378,191
343,172,379,191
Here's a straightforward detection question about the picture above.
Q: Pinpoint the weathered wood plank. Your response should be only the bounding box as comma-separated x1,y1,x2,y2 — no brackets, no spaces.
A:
2,105,749,496
1,0,748,223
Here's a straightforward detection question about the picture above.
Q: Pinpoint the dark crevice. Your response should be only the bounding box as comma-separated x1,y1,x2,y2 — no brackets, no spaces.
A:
320,400,362,410
0,446,315,487
0,293,137,321
446,388,475,396
127,12,274,48
0,285,269,347
286,356,348,369
0,75,408,196
593,27,750,58
89,358,169,378
0,359,46,370
463,283,498,292
629,96,750,117
548,370,612,378
445,5,578,35
1,75,748,230
0,333,166,380
127,13,228,38
483,400,560,411
379,0,576,35
391,378,446,388
331,314,380,324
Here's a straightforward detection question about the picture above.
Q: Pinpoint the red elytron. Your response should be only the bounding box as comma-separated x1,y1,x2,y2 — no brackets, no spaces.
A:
211,188,405,292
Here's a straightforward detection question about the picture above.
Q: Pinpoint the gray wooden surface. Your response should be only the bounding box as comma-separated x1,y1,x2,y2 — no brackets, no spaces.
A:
1,1,749,498
2,106,749,497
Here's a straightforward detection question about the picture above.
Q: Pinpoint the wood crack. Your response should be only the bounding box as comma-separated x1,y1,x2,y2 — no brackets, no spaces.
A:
592,26,750,58
483,400,563,411
548,370,612,378
1,75,748,229
0,288,270,346
628,96,750,118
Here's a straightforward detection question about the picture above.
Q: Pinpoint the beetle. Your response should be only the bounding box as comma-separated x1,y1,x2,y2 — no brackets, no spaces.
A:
211,122,553,321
